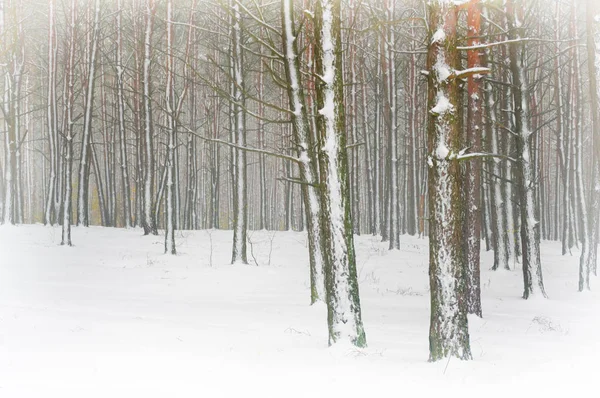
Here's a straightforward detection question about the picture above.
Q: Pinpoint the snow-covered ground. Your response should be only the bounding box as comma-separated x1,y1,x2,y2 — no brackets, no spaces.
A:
0,224,598,397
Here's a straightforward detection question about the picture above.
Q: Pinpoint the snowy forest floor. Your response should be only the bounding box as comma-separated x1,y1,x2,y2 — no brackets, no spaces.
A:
0,225,599,397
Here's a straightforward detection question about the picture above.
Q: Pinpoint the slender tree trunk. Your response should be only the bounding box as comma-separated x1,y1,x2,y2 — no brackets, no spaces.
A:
164,0,176,254
142,0,158,235
506,0,546,299
116,0,132,228
585,0,600,279
314,0,366,347
76,0,100,227
282,0,326,303
61,0,77,246
230,0,247,264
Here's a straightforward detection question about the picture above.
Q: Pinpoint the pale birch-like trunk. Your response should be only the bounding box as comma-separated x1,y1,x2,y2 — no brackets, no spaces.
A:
282,0,326,303
315,0,366,347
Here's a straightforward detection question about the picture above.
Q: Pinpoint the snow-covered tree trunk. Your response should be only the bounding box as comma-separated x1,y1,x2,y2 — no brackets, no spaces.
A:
44,0,60,226
282,0,326,303
426,0,471,361
61,0,77,246
76,0,100,227
314,0,366,347
142,0,157,236
406,50,419,236
230,0,247,264
506,0,546,299
465,0,482,317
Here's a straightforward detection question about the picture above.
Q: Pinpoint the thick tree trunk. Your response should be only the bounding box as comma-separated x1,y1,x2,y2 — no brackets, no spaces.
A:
426,0,471,361
465,0,482,317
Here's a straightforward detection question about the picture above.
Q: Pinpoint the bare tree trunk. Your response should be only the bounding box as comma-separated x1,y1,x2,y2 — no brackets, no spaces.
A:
164,0,176,254
44,0,60,226
230,0,247,264
76,0,100,227
282,0,326,303
384,0,399,250
61,0,77,246
116,0,132,228
584,0,600,281
506,0,546,299
142,0,157,235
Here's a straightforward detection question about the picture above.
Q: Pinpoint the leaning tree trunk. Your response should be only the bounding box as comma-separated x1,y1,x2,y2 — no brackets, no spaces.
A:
282,0,326,303
314,0,366,348
426,0,471,362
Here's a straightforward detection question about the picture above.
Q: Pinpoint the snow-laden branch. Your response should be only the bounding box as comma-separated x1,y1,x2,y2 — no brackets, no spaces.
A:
457,38,569,51
454,67,490,79
456,152,517,163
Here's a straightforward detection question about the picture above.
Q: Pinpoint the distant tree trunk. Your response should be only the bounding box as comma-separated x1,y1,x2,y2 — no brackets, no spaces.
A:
230,0,247,264
506,0,546,299
314,0,366,347
44,0,60,226
384,0,400,250
116,0,132,228
426,0,472,361
485,60,509,271
571,5,589,290
76,0,100,227
584,0,600,282
373,39,382,236
142,0,158,235
61,0,77,246
164,0,176,254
